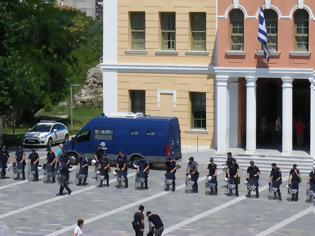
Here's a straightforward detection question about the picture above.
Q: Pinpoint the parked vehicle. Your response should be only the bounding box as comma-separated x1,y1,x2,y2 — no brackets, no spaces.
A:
23,121,69,147
63,113,181,165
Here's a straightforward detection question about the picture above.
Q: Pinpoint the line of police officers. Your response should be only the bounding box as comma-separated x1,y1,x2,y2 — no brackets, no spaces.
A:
1,145,315,201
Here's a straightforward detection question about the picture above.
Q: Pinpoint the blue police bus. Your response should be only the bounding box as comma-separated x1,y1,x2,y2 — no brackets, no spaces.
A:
63,113,182,165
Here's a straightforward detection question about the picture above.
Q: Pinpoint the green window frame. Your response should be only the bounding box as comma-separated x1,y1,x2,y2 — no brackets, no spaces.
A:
264,9,278,51
230,9,244,51
294,9,309,51
160,12,176,50
190,12,206,51
130,12,145,50
190,92,206,129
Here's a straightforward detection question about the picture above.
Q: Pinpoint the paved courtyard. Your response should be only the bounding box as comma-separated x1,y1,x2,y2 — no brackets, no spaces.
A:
0,148,314,236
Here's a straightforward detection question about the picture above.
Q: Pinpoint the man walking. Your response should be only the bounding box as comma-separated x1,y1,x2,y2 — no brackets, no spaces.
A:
133,205,145,236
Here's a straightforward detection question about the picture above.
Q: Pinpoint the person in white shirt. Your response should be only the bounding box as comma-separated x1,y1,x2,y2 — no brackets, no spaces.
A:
73,219,84,236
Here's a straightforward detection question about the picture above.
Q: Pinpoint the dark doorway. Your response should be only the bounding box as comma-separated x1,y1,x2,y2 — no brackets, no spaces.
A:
256,78,282,150
293,80,310,150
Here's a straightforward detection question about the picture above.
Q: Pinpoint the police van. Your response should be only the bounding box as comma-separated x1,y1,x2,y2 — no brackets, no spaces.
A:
63,113,182,165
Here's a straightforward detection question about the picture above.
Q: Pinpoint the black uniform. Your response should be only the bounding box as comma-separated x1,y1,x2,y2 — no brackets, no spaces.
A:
207,163,218,193
225,156,235,178
247,165,260,197
270,167,282,200
59,154,69,182
228,162,239,196
187,160,199,193
133,211,144,236
28,151,39,181
165,159,176,191
309,171,315,192
289,168,300,201
78,156,88,185
0,147,9,179
138,159,149,189
57,164,71,195
95,148,105,163
117,154,128,188
46,151,56,183
99,157,110,186
15,149,25,180
148,214,164,236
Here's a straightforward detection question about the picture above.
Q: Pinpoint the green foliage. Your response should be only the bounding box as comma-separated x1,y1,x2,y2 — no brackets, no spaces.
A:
0,0,102,117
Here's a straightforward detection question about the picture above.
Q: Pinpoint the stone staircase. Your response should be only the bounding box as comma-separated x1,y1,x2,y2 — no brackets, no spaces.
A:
213,153,314,174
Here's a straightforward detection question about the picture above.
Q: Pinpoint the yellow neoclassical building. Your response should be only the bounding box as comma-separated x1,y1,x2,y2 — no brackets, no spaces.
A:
101,0,217,146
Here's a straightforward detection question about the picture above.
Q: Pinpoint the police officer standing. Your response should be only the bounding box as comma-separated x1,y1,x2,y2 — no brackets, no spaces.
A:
246,160,260,198
308,167,315,201
269,163,282,201
15,146,25,180
137,157,149,189
56,162,72,196
0,146,9,179
186,157,199,193
28,148,39,181
78,153,88,186
165,158,177,191
46,147,57,183
206,157,218,194
227,158,239,196
116,150,128,188
98,156,110,187
225,152,235,179
289,164,300,201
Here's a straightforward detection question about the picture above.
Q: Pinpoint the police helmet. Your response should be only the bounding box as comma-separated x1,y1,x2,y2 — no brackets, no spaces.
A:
209,157,214,162
99,142,106,148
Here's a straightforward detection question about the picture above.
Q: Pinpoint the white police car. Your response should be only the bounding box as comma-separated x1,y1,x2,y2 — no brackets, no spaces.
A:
23,121,69,147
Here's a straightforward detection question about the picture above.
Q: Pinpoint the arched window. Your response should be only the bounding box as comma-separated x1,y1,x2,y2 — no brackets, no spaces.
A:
294,9,309,51
264,9,278,51
230,9,244,51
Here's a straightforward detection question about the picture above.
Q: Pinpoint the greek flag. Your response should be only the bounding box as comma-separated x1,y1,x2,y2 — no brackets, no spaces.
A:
258,8,270,62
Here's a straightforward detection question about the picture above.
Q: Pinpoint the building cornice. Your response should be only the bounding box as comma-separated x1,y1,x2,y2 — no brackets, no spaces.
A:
100,63,315,79
100,63,214,74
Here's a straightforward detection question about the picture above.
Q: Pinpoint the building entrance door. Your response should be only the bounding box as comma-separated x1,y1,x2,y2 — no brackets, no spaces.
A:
256,78,282,150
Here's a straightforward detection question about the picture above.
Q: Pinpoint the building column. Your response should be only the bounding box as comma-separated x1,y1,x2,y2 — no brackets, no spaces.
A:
246,76,257,152
216,75,229,153
282,77,293,153
102,0,118,114
309,77,315,157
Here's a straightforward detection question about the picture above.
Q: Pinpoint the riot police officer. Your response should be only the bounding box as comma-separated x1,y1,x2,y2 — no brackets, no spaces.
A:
0,146,9,179
94,142,106,177
59,152,70,183
225,152,235,179
206,157,218,194
165,158,176,191
46,147,57,183
227,158,239,196
116,150,128,188
289,164,300,201
98,156,110,187
28,148,39,181
246,160,260,198
137,157,149,189
77,154,88,186
269,163,282,201
186,157,199,193
56,163,72,196
309,168,315,199
15,146,25,180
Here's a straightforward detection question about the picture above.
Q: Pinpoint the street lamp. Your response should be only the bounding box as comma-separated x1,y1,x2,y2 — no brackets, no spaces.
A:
70,84,80,131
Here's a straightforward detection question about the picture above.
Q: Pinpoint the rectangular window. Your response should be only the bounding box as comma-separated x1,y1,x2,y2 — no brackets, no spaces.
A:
94,129,113,141
130,12,145,50
265,20,277,51
190,13,206,51
75,130,90,142
129,90,145,114
295,19,308,51
190,92,206,129
160,12,176,50
230,10,244,51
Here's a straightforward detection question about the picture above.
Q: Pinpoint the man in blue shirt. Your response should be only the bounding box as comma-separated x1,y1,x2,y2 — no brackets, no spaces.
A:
46,147,57,183
28,148,39,181
137,157,149,189
78,153,88,186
